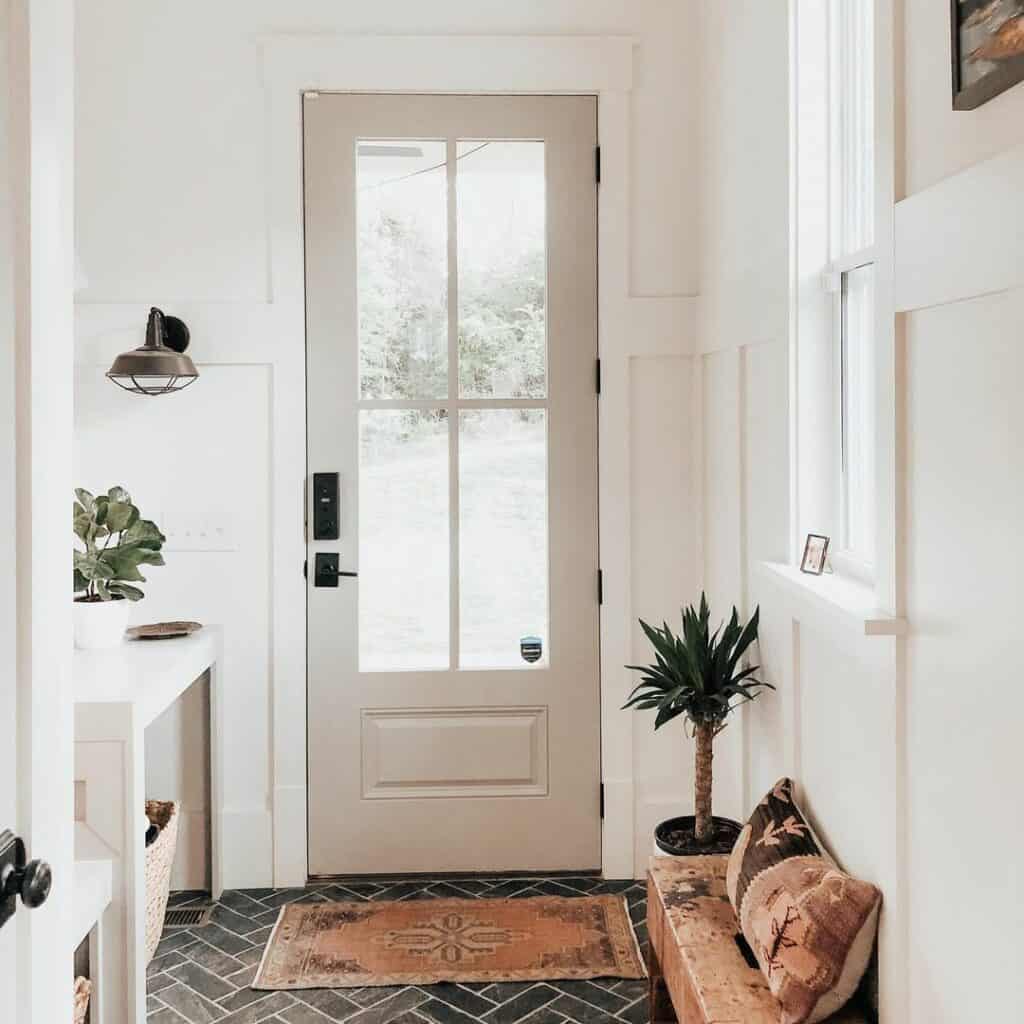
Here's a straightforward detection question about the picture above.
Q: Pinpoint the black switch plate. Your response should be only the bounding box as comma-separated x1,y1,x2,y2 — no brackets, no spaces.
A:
313,472,339,540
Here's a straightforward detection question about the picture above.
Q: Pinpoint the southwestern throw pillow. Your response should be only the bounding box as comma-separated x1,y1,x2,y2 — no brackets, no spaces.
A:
727,778,881,1024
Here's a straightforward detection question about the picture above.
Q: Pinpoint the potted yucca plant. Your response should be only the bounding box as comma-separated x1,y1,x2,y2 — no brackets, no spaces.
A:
73,486,166,649
624,593,773,855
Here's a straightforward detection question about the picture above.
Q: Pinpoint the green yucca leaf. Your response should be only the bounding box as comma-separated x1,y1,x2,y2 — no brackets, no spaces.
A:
622,593,771,732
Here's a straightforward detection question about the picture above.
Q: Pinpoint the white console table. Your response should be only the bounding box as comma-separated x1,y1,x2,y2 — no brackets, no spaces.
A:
74,626,223,1024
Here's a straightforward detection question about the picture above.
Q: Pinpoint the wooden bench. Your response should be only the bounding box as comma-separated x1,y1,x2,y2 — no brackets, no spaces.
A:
646,856,871,1024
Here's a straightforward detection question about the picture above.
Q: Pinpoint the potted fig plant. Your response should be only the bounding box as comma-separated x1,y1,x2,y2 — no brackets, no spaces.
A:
72,487,166,649
624,593,773,855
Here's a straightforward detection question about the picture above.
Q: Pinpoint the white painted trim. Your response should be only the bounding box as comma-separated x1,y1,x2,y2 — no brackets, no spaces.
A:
261,33,648,884
5,3,75,1021
894,139,1024,314
754,561,906,636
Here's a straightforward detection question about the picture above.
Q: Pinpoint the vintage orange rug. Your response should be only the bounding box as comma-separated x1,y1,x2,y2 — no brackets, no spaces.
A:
253,896,647,989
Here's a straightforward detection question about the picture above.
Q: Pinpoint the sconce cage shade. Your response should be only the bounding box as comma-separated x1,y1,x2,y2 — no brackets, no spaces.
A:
106,308,199,396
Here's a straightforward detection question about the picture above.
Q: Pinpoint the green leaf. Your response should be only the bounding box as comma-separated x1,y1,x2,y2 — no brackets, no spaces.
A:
120,519,164,550
107,486,131,505
107,582,144,602
73,567,89,592
74,488,96,512
104,500,138,533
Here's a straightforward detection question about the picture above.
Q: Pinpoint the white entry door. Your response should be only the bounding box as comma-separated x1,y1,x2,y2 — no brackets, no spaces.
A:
304,94,600,875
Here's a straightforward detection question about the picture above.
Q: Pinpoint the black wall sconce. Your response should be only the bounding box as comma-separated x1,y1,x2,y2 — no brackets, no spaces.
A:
106,307,199,396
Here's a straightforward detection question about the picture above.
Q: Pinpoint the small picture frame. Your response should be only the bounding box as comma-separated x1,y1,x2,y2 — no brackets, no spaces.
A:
800,534,830,576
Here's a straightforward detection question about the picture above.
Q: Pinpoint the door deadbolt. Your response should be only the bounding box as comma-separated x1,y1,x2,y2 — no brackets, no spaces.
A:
314,552,358,587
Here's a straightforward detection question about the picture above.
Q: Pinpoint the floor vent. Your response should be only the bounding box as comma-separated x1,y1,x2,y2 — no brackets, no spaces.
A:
164,906,212,929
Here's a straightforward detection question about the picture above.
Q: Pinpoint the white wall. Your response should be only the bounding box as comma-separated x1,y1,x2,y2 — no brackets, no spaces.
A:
697,1,1024,1021
74,1,703,885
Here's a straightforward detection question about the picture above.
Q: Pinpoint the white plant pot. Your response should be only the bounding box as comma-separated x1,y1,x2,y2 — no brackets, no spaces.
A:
73,597,131,649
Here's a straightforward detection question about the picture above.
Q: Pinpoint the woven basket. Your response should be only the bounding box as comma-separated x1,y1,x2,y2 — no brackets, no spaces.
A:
144,800,180,966
73,977,92,1024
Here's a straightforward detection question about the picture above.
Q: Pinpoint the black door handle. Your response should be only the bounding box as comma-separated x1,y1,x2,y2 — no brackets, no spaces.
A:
0,830,52,931
314,552,358,587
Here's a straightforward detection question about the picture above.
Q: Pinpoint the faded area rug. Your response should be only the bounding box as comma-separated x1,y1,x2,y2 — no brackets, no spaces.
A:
253,896,647,989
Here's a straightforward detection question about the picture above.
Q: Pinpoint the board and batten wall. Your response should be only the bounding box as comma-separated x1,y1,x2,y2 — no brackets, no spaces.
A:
697,1,1024,1021
73,0,703,886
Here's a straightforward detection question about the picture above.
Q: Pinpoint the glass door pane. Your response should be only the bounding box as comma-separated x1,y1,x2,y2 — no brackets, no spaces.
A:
359,410,450,670
457,141,547,399
459,410,549,668
357,140,448,399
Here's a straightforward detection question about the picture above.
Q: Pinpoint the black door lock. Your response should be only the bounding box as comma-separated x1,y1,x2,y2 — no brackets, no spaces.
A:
314,552,358,587
312,472,340,540
0,830,52,932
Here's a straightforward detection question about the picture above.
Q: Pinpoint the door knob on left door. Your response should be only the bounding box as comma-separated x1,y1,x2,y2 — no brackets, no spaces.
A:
0,830,52,930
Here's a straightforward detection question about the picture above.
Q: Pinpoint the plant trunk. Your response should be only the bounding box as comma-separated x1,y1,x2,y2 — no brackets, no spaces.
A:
694,722,715,844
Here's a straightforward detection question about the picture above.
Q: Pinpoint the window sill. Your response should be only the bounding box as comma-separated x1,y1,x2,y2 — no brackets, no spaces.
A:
754,561,906,637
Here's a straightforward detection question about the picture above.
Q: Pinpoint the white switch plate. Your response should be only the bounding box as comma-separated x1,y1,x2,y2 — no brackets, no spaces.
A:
161,513,238,552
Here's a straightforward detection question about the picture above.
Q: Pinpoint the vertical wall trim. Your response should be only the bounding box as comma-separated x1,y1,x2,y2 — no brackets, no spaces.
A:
789,618,802,782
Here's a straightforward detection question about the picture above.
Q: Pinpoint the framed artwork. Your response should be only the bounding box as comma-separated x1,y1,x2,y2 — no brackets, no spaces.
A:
800,534,830,576
952,0,1024,110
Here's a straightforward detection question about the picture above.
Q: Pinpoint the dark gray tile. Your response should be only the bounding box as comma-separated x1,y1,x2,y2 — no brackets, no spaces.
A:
235,945,268,968
148,973,176,996
293,989,363,1020
218,992,296,1024
219,890,269,918
482,881,536,899
150,1008,191,1024
516,1010,568,1024
157,981,226,1023
219,985,278,1012
347,986,406,1009
549,982,627,1013
614,998,647,1024
169,960,237,1001
261,888,308,909
483,986,560,1024
149,950,188,976
481,985,531,1005
213,904,266,936
277,1001,342,1023
546,994,618,1024
169,890,210,907
415,998,482,1024
199,923,253,956
157,930,202,956
348,989,430,1024
530,881,582,898
238,888,276,900
184,939,248,978
420,983,496,1018
246,925,275,947
225,964,259,988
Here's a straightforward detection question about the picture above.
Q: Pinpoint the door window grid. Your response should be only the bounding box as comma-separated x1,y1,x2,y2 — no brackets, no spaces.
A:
355,138,550,672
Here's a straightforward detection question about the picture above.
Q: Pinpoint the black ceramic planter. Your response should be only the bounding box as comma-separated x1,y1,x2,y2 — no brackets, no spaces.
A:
654,815,743,856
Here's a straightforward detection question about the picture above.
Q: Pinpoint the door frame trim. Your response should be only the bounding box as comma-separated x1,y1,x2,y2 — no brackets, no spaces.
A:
263,33,668,885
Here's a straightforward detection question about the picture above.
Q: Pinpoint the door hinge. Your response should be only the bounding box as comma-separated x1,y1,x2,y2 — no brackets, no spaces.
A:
600,783,605,819
595,358,601,395
303,559,307,580
595,145,601,184
597,569,604,605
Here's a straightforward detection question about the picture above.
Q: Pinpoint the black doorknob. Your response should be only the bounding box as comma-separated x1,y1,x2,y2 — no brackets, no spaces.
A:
0,830,52,930
9,859,52,909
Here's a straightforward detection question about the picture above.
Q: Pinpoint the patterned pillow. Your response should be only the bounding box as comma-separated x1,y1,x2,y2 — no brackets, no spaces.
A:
727,778,881,1024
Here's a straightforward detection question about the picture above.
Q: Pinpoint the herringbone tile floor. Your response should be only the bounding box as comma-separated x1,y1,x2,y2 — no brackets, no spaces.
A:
146,876,649,1024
